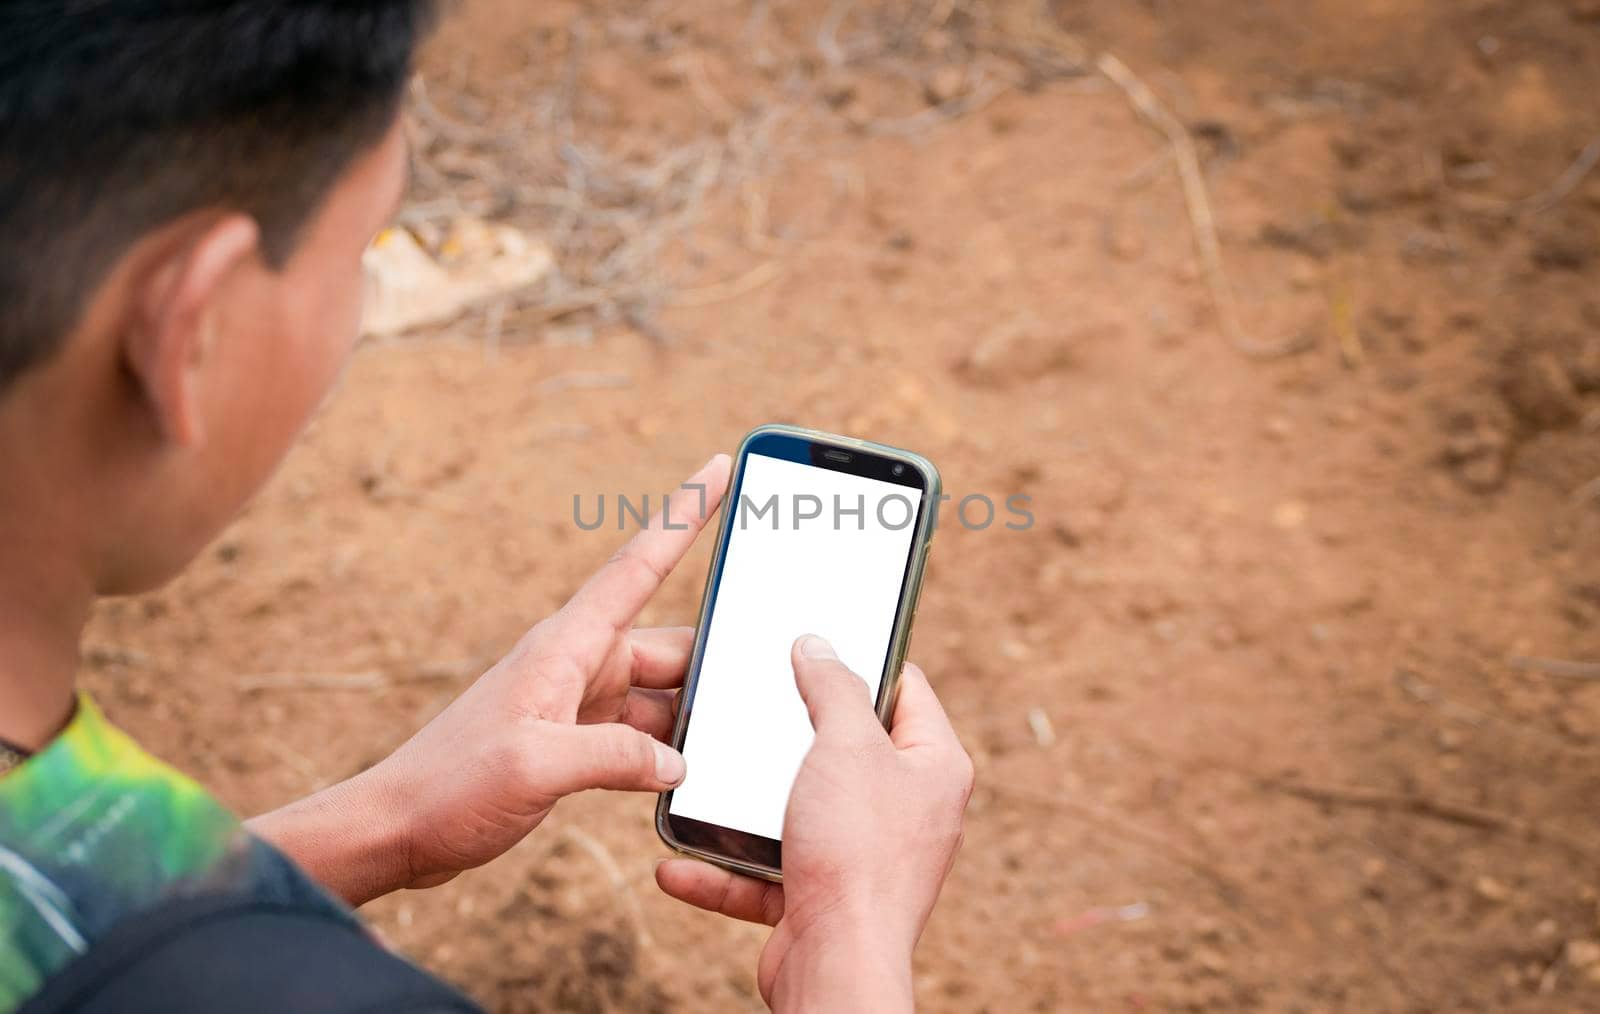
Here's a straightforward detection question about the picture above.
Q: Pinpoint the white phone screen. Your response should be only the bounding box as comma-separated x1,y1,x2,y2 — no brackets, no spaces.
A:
667,452,924,841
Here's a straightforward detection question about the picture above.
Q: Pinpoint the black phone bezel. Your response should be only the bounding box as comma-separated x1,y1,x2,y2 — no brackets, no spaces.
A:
659,428,931,874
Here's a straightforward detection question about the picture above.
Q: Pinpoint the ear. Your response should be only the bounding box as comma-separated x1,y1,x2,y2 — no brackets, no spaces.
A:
123,214,261,448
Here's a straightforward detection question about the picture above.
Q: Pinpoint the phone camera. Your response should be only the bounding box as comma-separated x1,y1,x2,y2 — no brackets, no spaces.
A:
892,463,906,476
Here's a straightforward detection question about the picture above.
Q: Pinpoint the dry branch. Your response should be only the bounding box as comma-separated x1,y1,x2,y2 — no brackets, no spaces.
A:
667,261,784,307
237,666,465,694
1508,654,1600,681
1265,778,1600,863
1456,133,1600,217
1521,134,1600,214
562,825,656,952
1097,53,1307,360
1001,785,1254,913
237,671,388,693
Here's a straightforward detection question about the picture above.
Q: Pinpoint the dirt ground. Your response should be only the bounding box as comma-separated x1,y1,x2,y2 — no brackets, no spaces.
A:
80,1,1600,1010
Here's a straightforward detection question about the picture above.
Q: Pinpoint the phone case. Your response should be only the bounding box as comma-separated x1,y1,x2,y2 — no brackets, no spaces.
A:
654,423,942,882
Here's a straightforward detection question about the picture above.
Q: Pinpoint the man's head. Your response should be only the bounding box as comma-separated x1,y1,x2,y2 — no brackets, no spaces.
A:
0,1,437,593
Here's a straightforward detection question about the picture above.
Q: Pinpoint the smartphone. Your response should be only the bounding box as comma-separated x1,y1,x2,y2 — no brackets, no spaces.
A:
656,424,940,882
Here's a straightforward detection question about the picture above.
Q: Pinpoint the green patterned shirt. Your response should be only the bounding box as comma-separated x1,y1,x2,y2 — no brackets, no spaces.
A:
0,696,352,1011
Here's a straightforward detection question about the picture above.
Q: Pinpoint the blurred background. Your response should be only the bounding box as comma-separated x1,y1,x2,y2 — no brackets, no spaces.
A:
81,0,1600,1010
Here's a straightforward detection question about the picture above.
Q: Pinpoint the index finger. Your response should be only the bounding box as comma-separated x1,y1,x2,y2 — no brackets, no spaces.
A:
565,454,732,632
888,661,962,753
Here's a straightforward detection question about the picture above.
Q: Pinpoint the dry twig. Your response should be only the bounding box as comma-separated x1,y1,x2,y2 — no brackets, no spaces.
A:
1265,778,1600,862
237,666,464,694
238,671,388,693
1001,785,1254,912
864,71,1009,136
1450,132,1600,218
668,261,784,307
1521,134,1600,214
1097,53,1306,360
1508,654,1600,681
817,0,856,67
537,370,632,394
562,825,656,951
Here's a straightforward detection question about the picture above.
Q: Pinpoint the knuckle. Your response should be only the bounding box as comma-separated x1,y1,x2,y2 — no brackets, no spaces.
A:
926,742,974,789
712,871,738,913
490,728,539,788
610,544,670,585
955,749,977,795
598,728,646,772
760,887,785,926
514,653,585,722
933,749,975,810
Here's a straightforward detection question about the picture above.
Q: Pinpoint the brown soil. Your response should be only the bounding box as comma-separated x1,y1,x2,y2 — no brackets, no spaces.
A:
82,1,1600,1010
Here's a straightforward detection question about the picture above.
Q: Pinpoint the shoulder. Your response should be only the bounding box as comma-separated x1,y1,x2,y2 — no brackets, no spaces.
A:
19,892,481,1014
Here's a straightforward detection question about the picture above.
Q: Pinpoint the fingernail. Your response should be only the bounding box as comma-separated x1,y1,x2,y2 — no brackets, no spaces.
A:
800,634,836,660
653,741,686,785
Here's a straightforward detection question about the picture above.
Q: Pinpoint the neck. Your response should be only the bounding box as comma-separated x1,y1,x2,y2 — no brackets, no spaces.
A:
0,538,92,751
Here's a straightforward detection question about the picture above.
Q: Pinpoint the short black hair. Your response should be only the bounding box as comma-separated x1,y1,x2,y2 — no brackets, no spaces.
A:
0,0,440,388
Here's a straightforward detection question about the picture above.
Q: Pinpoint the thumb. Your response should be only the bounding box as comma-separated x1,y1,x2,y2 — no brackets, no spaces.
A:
530,721,687,797
790,635,884,742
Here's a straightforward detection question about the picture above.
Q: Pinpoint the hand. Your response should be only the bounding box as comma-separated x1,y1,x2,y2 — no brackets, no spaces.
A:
655,636,974,1012
250,454,732,905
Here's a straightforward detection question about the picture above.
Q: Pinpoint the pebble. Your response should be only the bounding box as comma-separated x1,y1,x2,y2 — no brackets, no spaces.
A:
956,322,1077,386
1455,451,1508,494
1195,947,1229,975
925,65,966,106
1502,351,1582,430
1026,707,1056,748
1567,939,1600,969
819,74,856,110
1475,875,1510,903
1273,500,1309,529
1106,224,1145,261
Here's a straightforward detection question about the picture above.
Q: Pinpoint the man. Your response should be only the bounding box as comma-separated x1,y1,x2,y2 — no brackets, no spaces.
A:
0,3,974,1012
